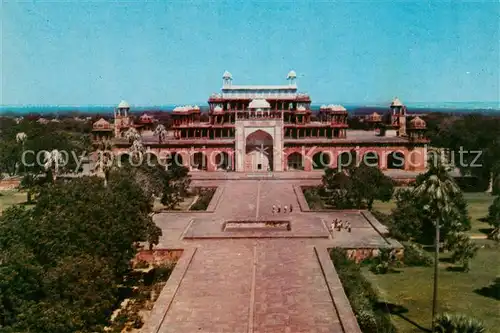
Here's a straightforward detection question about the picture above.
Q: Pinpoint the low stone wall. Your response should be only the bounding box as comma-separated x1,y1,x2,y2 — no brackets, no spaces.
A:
140,248,197,333
393,178,416,186
134,249,184,265
293,185,312,211
314,246,363,333
345,247,404,263
0,178,21,190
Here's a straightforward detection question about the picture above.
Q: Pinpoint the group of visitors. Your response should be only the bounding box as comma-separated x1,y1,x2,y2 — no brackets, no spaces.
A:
331,219,351,233
272,204,293,214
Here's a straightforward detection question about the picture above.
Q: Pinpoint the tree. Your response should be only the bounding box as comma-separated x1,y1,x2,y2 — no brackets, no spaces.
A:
14,121,86,200
0,140,20,177
19,173,46,203
322,164,394,209
153,124,167,144
369,248,399,274
15,132,27,145
0,172,162,332
388,189,424,241
487,195,500,241
413,155,462,331
430,115,500,192
43,150,64,183
390,180,470,245
130,139,144,164
160,164,191,209
124,127,140,143
93,139,114,188
445,232,479,272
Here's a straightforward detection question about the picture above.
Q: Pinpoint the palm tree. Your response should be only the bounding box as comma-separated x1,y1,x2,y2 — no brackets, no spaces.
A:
435,313,485,333
16,132,27,144
93,139,114,187
16,132,27,174
413,153,461,332
487,161,500,194
130,139,144,164
487,196,500,241
43,149,64,183
124,127,140,143
153,124,167,144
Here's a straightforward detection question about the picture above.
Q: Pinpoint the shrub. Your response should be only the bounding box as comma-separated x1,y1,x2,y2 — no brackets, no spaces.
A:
435,313,486,333
369,249,400,274
302,186,325,210
402,242,434,267
446,232,479,272
371,210,391,226
330,248,396,333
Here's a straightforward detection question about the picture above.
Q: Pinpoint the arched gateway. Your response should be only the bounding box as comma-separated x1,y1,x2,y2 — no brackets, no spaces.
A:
245,130,273,171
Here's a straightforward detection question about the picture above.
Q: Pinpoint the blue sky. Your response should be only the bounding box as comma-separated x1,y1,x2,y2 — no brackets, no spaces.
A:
1,1,499,106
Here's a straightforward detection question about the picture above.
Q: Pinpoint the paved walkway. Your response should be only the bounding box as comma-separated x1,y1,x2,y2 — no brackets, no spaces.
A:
144,179,396,333
189,169,423,181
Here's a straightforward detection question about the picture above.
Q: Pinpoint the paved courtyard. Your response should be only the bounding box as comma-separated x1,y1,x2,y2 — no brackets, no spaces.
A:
143,179,397,333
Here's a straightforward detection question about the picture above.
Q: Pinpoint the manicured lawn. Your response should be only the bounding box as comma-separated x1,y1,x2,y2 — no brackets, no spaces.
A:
463,192,495,236
152,187,216,212
153,195,197,212
371,199,397,215
372,192,494,237
0,190,27,214
364,241,500,332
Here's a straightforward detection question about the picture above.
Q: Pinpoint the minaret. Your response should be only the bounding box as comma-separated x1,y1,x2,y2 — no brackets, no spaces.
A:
114,100,131,137
390,97,407,136
287,70,297,86
222,71,232,88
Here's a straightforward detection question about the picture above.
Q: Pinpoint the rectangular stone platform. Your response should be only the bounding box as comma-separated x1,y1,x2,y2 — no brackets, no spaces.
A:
182,216,330,239
224,220,291,232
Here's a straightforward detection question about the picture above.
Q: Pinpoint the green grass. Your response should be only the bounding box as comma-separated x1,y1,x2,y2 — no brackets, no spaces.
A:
372,200,397,215
463,192,495,236
364,242,500,332
0,190,27,214
372,192,495,237
153,195,197,212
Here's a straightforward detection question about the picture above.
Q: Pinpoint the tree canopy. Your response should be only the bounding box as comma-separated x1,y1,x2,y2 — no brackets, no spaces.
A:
388,160,471,245
487,195,500,240
322,164,394,209
427,114,500,192
0,172,162,332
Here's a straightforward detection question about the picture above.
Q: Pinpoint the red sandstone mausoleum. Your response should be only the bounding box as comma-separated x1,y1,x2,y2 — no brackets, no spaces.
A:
92,71,429,172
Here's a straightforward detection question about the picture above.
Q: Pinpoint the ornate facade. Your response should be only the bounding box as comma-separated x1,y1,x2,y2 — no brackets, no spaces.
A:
93,71,429,172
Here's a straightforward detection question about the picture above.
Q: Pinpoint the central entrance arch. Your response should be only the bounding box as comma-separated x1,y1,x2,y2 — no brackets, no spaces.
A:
245,130,273,171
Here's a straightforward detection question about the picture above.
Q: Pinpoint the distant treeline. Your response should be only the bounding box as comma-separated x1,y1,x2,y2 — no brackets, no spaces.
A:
1,105,499,119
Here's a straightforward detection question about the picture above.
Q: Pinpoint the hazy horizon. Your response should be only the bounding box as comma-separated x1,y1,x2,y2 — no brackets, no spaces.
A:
1,101,499,116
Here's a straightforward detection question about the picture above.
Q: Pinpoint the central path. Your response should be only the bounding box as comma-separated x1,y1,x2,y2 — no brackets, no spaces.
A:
255,180,261,219
150,180,364,333
158,241,343,333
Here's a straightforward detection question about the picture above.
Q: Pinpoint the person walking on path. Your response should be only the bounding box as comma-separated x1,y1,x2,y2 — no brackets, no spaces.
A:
289,204,293,212
277,204,281,213
284,205,288,213
272,204,276,214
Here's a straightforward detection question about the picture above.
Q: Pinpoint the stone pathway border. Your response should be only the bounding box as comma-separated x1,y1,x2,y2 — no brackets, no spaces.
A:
140,247,197,333
314,246,362,333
